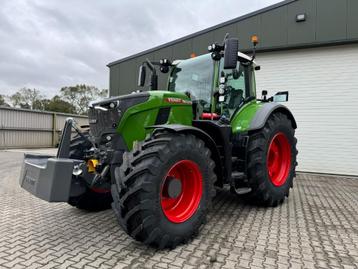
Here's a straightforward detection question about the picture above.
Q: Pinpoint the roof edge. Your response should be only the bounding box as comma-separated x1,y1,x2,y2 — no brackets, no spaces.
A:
107,0,297,67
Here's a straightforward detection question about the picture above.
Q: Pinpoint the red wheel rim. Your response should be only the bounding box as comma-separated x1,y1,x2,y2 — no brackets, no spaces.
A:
267,132,291,186
160,160,203,223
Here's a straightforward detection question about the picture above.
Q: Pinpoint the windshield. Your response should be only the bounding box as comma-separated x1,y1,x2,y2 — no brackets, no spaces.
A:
168,54,214,109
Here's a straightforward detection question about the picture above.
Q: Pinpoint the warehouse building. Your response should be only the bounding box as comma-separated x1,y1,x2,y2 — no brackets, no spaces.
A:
107,0,358,176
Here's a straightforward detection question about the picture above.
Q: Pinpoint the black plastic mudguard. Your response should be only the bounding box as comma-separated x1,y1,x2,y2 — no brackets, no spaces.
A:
147,124,225,185
249,103,297,131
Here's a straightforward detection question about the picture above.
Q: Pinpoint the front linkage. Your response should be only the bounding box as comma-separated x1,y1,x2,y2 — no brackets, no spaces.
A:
20,117,113,208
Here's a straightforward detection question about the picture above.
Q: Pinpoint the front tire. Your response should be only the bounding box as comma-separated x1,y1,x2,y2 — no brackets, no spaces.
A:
244,112,298,206
111,132,216,249
68,188,113,212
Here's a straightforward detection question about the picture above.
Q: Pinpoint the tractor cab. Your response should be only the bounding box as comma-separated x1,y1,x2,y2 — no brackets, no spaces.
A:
167,52,257,120
138,35,260,122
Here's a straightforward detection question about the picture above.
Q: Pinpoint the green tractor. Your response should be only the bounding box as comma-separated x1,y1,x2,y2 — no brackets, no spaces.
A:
19,35,297,248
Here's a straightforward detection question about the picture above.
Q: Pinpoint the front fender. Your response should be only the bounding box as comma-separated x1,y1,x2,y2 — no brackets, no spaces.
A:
147,124,224,186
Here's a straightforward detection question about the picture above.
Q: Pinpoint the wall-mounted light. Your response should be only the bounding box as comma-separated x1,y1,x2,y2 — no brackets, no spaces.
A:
296,13,306,22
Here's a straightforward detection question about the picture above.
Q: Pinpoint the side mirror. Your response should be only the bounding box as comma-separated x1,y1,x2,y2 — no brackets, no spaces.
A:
138,65,146,87
273,91,289,102
223,38,239,70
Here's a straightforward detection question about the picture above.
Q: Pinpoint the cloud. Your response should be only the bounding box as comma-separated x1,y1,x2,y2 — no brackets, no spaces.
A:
0,0,281,97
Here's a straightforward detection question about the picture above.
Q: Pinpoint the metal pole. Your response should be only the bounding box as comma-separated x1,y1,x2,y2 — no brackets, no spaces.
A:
52,113,56,147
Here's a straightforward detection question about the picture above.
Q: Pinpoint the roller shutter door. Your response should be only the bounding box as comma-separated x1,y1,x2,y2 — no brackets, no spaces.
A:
255,44,358,176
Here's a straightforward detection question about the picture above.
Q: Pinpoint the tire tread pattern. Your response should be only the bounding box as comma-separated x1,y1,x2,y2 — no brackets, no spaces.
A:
112,131,217,249
245,112,298,207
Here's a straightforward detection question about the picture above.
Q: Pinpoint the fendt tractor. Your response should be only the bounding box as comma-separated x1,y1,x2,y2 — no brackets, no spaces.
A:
20,35,297,249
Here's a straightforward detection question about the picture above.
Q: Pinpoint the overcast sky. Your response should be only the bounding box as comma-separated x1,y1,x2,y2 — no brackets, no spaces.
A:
0,0,281,97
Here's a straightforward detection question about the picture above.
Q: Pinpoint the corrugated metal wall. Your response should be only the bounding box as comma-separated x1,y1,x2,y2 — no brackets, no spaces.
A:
0,107,88,149
108,0,358,96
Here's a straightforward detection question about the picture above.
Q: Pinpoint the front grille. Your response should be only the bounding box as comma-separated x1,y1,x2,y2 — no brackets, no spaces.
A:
88,92,150,142
88,108,121,138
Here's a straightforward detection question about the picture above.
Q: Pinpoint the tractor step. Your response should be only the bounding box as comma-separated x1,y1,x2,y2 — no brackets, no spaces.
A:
231,171,245,179
232,187,252,195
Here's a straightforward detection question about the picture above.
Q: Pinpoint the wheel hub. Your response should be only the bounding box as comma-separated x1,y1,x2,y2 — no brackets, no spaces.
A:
267,132,291,186
166,177,182,199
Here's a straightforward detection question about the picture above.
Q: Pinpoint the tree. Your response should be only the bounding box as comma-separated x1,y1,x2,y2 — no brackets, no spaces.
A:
10,88,44,110
0,95,5,106
33,99,46,110
43,95,77,114
0,94,10,107
60,84,108,115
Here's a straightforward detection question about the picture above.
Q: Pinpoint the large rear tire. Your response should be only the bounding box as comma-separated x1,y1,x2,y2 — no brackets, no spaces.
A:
111,132,216,249
244,112,298,206
67,132,112,211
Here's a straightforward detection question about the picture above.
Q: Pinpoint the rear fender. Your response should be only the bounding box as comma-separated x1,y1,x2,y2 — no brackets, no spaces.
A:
249,103,297,131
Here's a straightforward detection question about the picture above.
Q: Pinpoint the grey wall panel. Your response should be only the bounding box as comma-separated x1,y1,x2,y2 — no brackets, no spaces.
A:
213,23,238,43
347,0,358,39
1,130,52,148
316,0,347,42
192,32,214,55
0,107,87,149
171,39,193,59
109,65,120,96
260,6,288,47
109,67,115,96
0,109,53,130
143,52,156,62
237,16,261,50
132,53,154,64
153,46,173,61
287,0,316,45
118,59,137,94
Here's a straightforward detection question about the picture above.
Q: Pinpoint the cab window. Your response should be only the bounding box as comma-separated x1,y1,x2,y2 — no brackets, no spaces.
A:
168,54,214,111
219,61,248,117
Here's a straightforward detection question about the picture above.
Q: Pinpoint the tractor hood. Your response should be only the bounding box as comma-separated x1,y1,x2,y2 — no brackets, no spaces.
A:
88,91,193,148
89,92,149,109
88,92,150,142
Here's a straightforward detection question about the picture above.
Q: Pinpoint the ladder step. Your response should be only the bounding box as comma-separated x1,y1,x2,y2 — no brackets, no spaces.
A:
231,171,245,179
233,187,251,195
